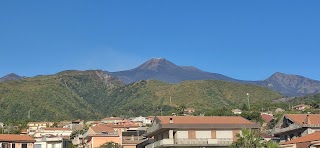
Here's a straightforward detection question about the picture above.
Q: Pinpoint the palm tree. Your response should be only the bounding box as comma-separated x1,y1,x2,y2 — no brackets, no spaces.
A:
230,128,264,148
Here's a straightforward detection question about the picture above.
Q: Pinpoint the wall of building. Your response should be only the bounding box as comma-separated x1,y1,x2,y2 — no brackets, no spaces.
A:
90,136,121,148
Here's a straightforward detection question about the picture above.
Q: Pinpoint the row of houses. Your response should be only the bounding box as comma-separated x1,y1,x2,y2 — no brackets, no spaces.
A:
1,115,261,148
3,113,320,148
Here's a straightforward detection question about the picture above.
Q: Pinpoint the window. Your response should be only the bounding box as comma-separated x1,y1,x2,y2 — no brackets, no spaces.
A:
12,144,15,148
176,131,188,139
216,130,233,139
34,144,42,148
1,143,9,148
22,144,27,148
195,131,211,139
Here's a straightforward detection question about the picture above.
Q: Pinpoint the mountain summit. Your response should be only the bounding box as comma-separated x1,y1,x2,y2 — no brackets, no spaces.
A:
110,58,236,84
260,72,320,96
109,58,320,96
136,58,180,71
0,73,24,83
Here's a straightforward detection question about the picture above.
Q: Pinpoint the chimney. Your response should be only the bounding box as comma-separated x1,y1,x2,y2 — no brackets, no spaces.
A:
169,117,173,124
306,114,311,125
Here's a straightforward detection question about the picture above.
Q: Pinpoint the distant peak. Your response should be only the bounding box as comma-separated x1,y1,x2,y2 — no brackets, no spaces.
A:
136,58,179,71
5,73,20,77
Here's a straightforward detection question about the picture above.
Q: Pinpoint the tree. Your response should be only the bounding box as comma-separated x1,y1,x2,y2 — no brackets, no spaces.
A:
265,140,280,148
230,128,264,148
99,142,122,148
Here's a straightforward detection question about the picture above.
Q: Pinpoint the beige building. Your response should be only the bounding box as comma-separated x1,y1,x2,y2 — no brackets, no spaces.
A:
0,134,35,148
84,124,121,148
142,116,260,148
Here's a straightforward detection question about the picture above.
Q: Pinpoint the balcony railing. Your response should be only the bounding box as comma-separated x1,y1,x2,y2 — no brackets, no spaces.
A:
273,124,301,134
145,138,233,148
146,123,161,135
145,139,174,148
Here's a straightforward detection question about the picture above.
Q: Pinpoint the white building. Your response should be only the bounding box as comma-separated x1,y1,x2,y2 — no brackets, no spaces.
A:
34,136,71,148
132,116,152,126
33,128,72,138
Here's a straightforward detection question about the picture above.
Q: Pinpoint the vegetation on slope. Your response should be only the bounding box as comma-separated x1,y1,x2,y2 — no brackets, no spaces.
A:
0,72,283,121
106,80,283,117
0,70,122,122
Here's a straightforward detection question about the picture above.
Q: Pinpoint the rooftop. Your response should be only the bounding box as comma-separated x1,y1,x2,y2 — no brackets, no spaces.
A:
281,132,320,145
285,114,320,125
156,116,256,125
91,125,116,134
0,134,35,142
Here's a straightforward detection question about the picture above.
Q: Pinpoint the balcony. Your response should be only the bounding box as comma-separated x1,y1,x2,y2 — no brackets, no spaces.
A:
145,138,233,148
272,124,301,134
146,139,174,148
146,123,161,135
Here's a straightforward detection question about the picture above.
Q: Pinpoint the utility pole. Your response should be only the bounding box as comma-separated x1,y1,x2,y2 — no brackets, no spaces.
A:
247,93,250,110
28,110,31,119
170,96,172,106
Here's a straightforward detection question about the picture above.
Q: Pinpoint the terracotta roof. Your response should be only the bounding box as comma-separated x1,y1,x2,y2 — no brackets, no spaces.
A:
261,114,274,123
101,117,123,121
72,119,82,123
21,129,28,133
281,132,320,145
156,116,256,125
91,125,116,134
285,114,320,125
0,134,35,142
42,127,72,131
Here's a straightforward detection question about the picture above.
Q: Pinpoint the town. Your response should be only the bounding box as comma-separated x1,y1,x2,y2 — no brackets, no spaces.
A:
1,104,319,148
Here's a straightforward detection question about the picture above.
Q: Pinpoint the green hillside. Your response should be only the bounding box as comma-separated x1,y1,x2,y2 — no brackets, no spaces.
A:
106,80,283,116
0,71,283,121
0,70,122,122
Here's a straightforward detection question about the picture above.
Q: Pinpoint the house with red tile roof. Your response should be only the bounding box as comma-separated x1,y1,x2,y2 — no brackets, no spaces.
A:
84,124,121,148
280,132,320,148
142,116,260,148
292,104,311,111
272,114,320,142
0,134,35,148
101,117,124,124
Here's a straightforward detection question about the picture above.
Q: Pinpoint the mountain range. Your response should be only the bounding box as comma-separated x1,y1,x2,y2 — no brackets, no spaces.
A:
0,70,282,121
1,58,320,97
109,58,320,97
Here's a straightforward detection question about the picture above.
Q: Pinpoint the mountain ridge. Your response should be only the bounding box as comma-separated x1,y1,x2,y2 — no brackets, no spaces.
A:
109,58,320,97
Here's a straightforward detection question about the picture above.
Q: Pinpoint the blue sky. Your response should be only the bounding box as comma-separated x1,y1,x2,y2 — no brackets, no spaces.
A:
1,1,319,80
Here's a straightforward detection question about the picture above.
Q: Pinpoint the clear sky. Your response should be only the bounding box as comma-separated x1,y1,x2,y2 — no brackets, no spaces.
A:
1,1,319,80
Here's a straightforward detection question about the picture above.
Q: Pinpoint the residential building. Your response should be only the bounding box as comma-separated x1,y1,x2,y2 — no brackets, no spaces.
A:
33,128,72,138
184,108,195,115
34,135,71,148
122,130,146,148
27,122,55,135
292,104,311,111
0,134,35,148
231,109,242,115
272,114,320,142
84,124,121,148
261,113,274,124
132,117,152,126
101,117,123,124
0,123,4,128
143,116,260,148
275,108,285,114
280,132,320,148
63,119,84,131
